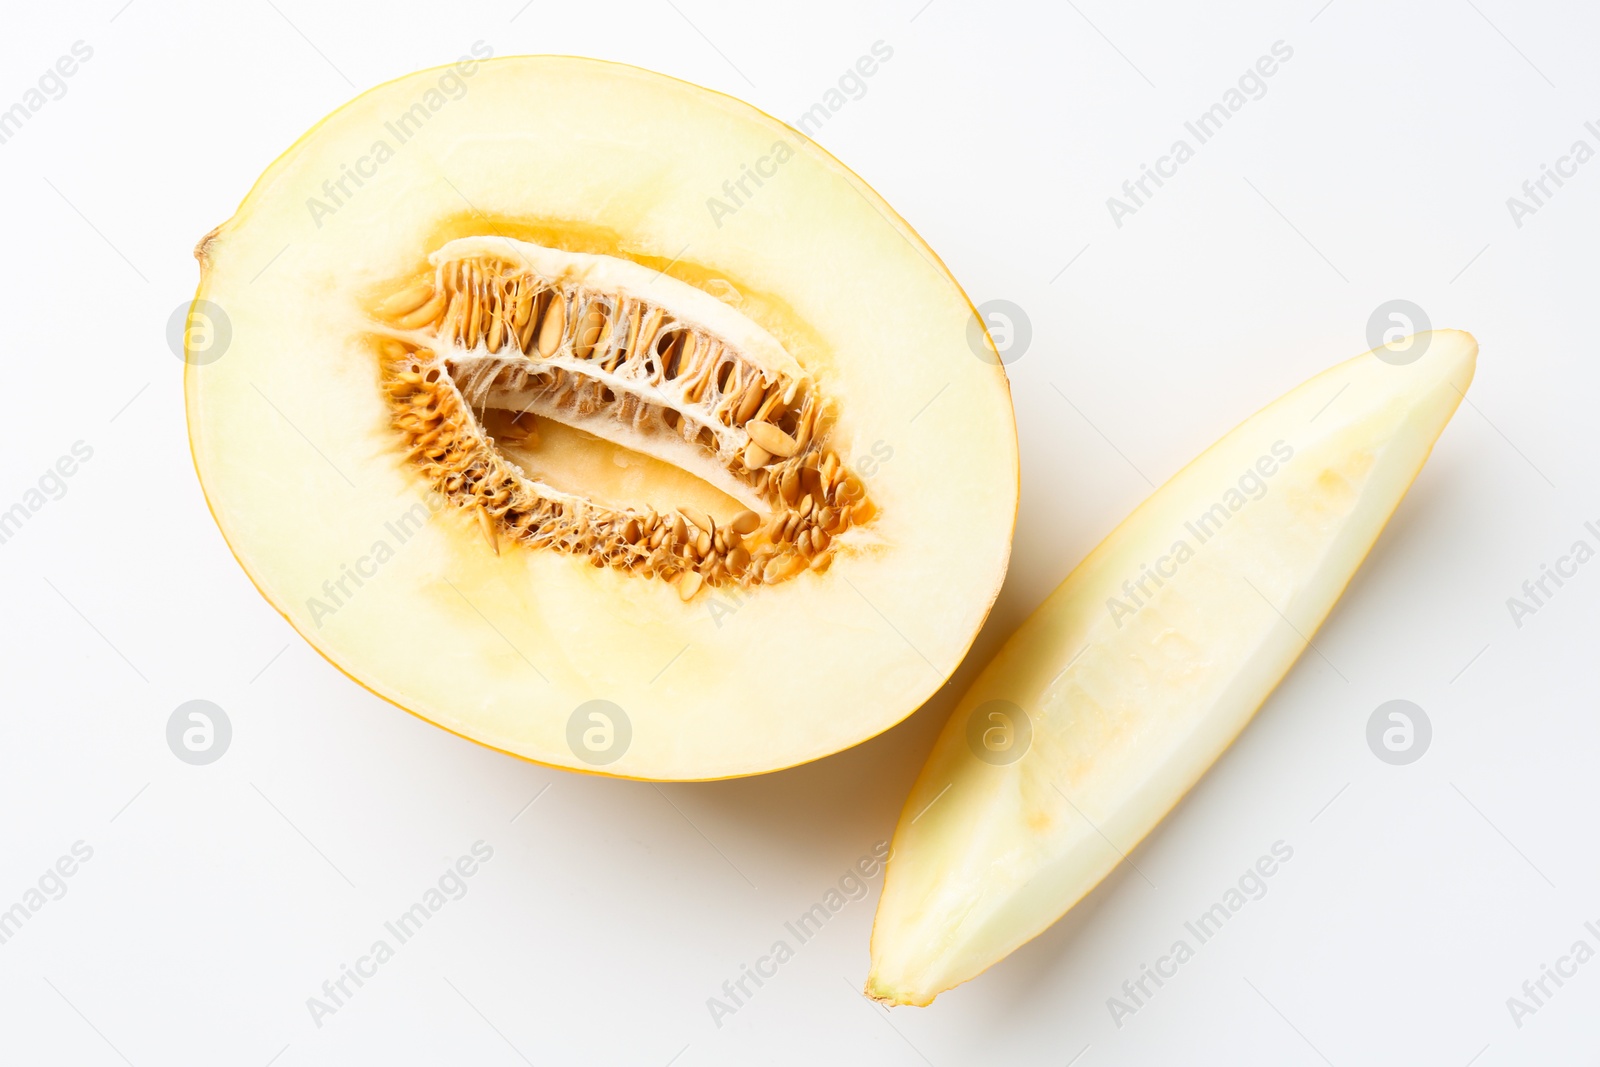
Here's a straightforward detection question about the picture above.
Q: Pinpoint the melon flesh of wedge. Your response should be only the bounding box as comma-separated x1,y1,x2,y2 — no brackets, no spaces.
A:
185,56,1017,781
868,331,1476,1004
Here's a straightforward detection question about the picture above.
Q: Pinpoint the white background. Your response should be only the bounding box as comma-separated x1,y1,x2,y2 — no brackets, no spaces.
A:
1,0,1594,1063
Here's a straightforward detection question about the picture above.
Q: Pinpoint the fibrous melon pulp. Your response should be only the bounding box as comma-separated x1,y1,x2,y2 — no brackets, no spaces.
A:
186,55,1018,780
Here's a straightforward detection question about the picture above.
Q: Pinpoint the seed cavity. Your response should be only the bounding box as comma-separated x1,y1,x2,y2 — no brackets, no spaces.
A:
370,237,874,597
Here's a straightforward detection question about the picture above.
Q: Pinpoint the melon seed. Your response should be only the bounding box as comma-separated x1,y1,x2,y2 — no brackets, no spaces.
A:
746,420,799,458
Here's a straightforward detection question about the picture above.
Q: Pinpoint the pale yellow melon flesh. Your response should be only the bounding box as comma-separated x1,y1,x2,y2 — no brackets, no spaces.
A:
186,57,1017,781
867,331,1476,1004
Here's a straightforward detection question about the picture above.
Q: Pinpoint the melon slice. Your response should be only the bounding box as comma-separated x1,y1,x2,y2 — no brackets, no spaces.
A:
867,331,1476,1004
185,56,1018,781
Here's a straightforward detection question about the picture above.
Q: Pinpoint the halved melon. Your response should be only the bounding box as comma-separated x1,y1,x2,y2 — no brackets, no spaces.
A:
185,56,1017,780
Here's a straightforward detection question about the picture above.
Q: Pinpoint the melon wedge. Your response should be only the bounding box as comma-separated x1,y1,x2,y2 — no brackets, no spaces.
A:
867,331,1476,1004
185,56,1017,781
